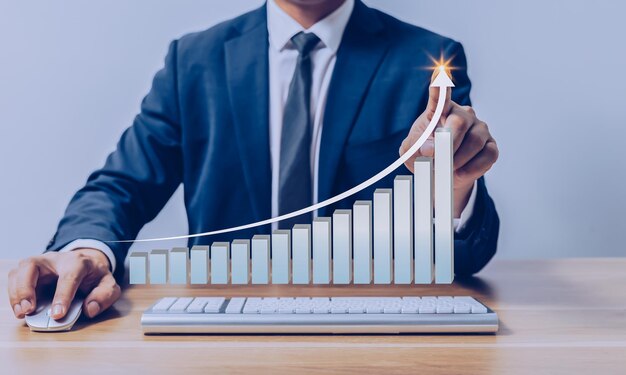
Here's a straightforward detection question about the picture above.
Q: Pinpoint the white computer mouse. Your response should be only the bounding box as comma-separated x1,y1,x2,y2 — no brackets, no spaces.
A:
25,297,84,332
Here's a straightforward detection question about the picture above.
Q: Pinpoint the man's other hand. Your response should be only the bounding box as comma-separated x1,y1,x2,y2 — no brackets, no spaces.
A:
8,249,121,320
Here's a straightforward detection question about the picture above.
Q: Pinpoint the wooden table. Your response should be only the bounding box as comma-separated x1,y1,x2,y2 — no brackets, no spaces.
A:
1,258,625,374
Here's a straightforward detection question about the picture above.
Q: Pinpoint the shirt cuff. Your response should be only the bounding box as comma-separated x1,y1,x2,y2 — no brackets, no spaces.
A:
58,239,117,273
453,181,478,233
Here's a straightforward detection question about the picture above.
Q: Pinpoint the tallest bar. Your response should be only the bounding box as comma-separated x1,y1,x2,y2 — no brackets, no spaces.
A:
434,128,454,284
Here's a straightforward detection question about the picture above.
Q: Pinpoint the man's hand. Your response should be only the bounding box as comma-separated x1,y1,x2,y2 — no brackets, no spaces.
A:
399,72,499,217
8,249,121,320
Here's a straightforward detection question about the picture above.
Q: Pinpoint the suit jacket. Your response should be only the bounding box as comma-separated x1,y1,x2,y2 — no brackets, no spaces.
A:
47,0,499,281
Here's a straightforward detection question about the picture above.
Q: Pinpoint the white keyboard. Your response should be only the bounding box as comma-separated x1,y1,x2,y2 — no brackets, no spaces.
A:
141,296,498,334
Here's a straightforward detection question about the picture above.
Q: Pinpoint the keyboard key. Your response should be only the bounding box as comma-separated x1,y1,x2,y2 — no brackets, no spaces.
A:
453,303,471,314
203,297,226,313
152,297,178,312
330,306,347,314
402,297,421,304
366,306,383,314
383,306,401,314
348,307,365,314
186,298,210,313
471,304,488,314
242,298,262,314
436,304,454,314
225,298,246,314
313,307,329,314
243,305,259,314
419,305,436,314
169,297,194,312
401,307,419,314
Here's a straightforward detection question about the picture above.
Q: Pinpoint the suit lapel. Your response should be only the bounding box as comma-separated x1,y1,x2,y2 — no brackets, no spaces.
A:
318,1,389,215
224,7,272,223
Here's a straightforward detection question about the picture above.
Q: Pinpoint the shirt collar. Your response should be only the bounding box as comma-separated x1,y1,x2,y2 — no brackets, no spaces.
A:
267,0,354,54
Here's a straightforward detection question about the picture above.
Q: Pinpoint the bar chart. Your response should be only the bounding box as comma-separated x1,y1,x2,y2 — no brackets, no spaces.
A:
129,128,455,285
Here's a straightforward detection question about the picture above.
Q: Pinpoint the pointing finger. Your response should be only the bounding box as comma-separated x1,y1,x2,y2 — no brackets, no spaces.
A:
51,260,90,319
426,67,453,121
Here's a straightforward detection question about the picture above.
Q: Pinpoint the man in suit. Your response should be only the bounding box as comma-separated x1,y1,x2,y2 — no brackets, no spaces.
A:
8,0,499,321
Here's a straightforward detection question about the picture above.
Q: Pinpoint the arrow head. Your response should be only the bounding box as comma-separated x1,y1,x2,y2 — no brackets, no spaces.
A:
430,68,455,88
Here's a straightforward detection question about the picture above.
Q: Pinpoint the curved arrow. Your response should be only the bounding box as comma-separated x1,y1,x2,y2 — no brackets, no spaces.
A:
112,69,454,243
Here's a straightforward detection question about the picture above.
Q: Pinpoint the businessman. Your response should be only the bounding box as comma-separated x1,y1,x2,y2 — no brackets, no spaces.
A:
8,0,499,321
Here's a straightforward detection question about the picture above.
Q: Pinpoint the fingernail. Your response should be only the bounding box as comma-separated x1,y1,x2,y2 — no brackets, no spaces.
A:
87,301,101,317
13,304,23,317
52,303,65,317
20,299,32,314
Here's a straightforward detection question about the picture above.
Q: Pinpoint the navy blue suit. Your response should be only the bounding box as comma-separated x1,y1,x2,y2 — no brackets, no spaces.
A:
47,1,499,281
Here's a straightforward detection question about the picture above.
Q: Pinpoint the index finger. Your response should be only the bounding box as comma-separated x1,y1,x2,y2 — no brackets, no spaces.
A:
51,263,89,319
425,66,453,121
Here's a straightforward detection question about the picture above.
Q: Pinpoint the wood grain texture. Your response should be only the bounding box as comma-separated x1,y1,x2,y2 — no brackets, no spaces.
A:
1,258,626,374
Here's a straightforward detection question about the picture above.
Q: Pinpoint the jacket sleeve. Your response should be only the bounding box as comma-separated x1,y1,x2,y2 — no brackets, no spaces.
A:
46,40,183,282
447,41,500,276
454,177,500,276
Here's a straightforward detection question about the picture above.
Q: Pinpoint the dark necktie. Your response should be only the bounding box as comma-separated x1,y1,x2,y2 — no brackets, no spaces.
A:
278,32,320,229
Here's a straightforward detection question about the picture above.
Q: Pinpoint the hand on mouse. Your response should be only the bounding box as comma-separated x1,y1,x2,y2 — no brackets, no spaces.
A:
8,249,121,320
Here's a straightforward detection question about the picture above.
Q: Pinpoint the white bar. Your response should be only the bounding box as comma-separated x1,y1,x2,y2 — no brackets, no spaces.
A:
312,217,332,284
251,235,270,284
231,240,250,284
148,249,168,284
211,242,230,284
414,158,434,283
129,252,148,285
353,201,372,284
434,128,454,284
332,209,352,284
272,230,291,284
169,247,188,284
394,176,413,284
190,246,209,284
373,189,393,284
292,224,311,284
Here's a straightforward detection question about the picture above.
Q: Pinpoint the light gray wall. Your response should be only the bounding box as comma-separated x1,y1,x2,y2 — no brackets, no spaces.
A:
0,0,624,260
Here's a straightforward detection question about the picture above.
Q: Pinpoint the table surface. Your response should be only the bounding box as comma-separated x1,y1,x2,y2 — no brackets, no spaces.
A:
1,258,625,374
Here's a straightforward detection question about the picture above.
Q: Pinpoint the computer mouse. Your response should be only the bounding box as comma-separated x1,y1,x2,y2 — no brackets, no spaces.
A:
25,297,84,332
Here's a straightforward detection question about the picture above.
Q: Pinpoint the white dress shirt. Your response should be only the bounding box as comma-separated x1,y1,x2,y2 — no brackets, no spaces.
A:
61,0,477,272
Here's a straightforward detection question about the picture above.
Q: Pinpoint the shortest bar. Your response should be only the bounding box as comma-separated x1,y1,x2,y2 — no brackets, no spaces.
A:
211,242,230,284
231,240,250,285
251,235,270,284
129,252,148,285
169,247,189,285
149,249,169,285
190,246,209,284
